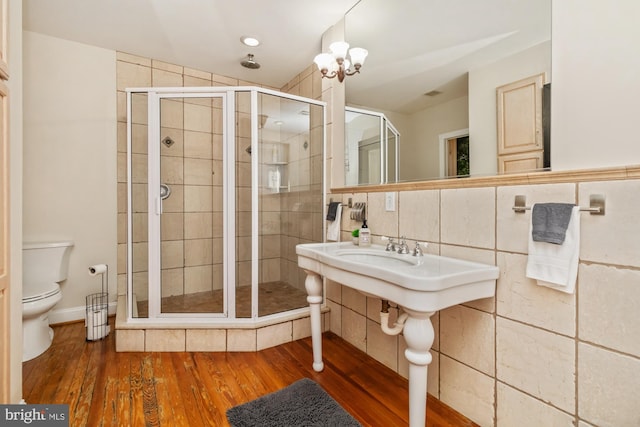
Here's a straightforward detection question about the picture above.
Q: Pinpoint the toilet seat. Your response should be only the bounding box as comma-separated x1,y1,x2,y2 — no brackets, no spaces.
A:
22,282,60,303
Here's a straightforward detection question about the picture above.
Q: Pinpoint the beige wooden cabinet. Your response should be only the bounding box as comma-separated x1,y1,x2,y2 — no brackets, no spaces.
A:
497,73,545,173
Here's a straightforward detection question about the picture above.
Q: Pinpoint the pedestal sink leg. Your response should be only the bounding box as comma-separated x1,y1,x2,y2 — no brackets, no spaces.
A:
403,311,435,427
304,270,324,372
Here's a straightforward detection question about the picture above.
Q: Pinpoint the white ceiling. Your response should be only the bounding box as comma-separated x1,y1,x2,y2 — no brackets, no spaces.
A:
23,0,359,89
23,0,550,115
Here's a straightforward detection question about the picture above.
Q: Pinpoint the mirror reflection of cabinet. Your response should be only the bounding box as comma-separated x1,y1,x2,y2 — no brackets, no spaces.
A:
497,73,545,173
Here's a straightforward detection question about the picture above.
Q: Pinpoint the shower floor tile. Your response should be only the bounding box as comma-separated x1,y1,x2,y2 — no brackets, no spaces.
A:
136,281,308,318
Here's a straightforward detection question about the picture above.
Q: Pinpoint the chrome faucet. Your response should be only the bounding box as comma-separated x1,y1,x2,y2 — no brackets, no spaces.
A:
382,236,396,251
412,241,428,256
397,237,409,254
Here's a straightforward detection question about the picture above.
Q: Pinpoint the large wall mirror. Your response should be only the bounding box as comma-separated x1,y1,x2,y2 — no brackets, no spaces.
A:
344,0,551,184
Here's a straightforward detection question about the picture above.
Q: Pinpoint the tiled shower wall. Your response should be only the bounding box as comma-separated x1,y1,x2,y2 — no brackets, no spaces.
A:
329,177,640,426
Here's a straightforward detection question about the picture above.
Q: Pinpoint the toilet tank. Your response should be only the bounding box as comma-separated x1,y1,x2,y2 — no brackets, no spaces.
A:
23,241,74,285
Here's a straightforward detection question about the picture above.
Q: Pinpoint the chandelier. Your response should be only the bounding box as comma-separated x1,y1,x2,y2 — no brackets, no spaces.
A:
313,41,368,82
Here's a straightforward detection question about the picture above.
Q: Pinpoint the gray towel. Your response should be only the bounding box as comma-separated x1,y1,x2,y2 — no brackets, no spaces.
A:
326,201,340,221
531,203,576,244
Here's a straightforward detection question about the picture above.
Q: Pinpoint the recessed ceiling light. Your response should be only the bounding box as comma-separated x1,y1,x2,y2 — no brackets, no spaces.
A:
274,120,284,125
241,36,260,47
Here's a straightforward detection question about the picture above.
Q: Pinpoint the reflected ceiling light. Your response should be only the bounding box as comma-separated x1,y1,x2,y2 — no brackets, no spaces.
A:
241,36,260,47
313,41,367,82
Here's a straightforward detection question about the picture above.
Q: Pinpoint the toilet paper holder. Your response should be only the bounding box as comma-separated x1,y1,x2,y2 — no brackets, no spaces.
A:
86,264,110,341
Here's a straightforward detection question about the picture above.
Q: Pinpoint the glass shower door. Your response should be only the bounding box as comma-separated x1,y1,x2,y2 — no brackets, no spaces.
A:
150,92,228,317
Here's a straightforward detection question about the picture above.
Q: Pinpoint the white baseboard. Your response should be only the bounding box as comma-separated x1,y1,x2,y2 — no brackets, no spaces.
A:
49,301,117,325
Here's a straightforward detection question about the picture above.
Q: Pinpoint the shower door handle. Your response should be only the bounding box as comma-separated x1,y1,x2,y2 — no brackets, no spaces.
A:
160,184,171,200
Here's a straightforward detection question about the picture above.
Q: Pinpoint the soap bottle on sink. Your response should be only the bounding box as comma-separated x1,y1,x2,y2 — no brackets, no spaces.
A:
359,220,371,247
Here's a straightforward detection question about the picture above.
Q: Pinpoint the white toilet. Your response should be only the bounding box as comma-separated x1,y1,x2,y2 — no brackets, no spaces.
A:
22,241,74,362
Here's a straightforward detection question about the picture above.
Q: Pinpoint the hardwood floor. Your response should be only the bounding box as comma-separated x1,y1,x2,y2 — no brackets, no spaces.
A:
23,319,478,427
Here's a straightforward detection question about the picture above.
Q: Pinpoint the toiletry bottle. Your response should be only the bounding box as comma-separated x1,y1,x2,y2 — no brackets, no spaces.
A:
359,220,371,247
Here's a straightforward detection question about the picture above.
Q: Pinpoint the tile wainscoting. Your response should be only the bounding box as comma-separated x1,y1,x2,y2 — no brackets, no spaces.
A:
327,167,640,427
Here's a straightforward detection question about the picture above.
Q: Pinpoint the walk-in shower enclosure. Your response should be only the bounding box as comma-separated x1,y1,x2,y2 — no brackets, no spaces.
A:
125,87,325,323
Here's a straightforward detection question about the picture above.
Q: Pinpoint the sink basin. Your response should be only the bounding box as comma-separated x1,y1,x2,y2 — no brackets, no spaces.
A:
296,242,499,313
336,248,420,267
296,241,499,427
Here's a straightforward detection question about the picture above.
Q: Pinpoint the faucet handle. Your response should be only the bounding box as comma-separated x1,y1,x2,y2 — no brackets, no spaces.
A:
381,236,396,251
412,241,428,256
397,236,409,254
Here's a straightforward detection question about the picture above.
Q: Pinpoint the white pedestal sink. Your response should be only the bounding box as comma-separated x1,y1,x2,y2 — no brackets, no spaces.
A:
296,242,499,427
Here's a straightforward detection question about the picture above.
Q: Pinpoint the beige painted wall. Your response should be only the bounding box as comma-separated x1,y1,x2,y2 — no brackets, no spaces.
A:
468,41,551,177
9,0,24,404
403,95,469,181
552,0,640,170
23,32,118,319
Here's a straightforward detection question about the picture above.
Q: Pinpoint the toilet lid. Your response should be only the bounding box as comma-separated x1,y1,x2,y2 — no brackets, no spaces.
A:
23,282,60,303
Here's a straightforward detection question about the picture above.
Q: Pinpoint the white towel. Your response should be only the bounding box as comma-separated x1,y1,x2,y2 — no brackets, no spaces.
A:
525,205,580,294
326,204,342,241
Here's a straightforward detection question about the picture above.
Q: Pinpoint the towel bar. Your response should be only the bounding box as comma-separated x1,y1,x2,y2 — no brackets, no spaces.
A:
512,194,605,215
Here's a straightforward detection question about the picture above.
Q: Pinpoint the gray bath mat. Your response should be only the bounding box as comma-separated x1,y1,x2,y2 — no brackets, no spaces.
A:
226,378,362,427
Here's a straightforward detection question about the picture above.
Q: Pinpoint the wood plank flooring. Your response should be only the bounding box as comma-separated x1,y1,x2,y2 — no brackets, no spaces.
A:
22,319,478,427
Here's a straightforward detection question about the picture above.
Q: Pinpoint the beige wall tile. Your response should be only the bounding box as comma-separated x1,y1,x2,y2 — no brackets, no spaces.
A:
117,52,151,66
146,329,186,351
440,305,495,375
186,329,226,351
161,184,183,212
152,68,183,87
441,245,496,312
184,265,213,293
366,319,398,371
578,343,640,426
184,130,213,159
440,355,495,427
257,322,292,350
497,382,575,427
326,299,342,336
227,329,256,351
132,123,149,154
497,252,576,336
496,183,575,253
579,263,640,356
366,191,398,238
326,279,342,304
293,317,312,340
184,185,213,212
161,155,184,184
579,180,640,267
184,158,213,185
160,213,184,241
160,99,183,129
184,212,213,239
342,286,366,315
184,238,213,267
152,59,182,74
183,66,211,80
399,189,440,242
184,102,212,133
342,306,366,352
117,61,151,90
116,329,145,351
496,317,575,412
161,268,184,297
161,240,184,269
441,187,495,248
